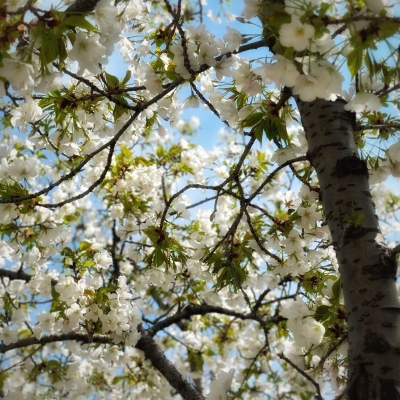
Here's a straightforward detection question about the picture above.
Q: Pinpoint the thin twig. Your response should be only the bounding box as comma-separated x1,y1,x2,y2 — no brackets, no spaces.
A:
278,352,323,400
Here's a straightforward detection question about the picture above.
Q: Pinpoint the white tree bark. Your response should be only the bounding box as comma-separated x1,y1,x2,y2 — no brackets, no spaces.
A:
296,97,400,400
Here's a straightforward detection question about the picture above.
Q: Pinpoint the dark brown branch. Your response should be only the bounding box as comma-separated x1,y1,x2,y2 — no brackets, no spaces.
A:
325,15,400,25
0,269,32,282
0,268,57,286
190,82,232,130
66,0,100,14
169,196,217,216
247,156,308,203
164,0,196,76
244,208,282,263
110,220,121,283
159,135,257,230
376,82,400,97
136,330,204,400
237,344,269,395
317,334,348,372
57,65,140,111
0,110,139,205
252,276,292,313
1,40,268,206
158,183,220,229
38,140,116,208
392,244,400,258
355,123,400,132
0,332,110,354
147,304,283,336
0,329,203,400
278,352,323,400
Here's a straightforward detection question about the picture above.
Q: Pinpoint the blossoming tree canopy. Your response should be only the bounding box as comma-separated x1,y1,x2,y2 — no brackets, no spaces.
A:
0,0,399,398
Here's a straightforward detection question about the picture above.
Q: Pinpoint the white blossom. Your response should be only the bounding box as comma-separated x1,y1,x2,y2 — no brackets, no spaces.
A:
0,326,19,345
206,369,235,400
223,27,242,52
280,15,315,51
254,55,300,87
344,92,382,113
94,251,113,269
0,58,35,92
68,32,107,74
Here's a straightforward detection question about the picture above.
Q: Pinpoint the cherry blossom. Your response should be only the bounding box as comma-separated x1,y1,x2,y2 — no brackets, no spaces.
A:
241,0,262,20
223,27,242,52
94,251,113,269
0,58,35,92
344,92,382,112
254,55,300,87
206,369,235,400
283,230,305,254
0,326,19,345
280,15,315,51
8,158,38,181
68,32,108,74
297,204,322,229
302,317,326,345
0,1,397,399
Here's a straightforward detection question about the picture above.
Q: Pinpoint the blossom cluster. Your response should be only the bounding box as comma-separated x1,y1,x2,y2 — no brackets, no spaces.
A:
0,0,398,398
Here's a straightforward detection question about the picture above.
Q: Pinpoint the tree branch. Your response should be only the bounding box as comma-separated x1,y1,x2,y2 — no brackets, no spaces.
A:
355,123,400,132
278,352,323,400
0,332,110,353
392,244,400,258
66,0,100,14
136,330,204,400
38,139,117,208
0,268,33,282
147,304,283,336
0,329,203,400
247,156,308,203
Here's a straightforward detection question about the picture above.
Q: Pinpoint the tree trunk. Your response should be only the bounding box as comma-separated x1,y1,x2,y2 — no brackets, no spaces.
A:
296,97,400,399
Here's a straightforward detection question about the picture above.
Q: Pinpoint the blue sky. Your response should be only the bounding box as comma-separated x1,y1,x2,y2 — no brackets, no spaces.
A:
103,1,262,150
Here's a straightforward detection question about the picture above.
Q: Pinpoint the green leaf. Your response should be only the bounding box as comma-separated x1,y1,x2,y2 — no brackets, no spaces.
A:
347,48,363,77
112,376,126,384
188,349,204,370
113,104,128,122
113,95,128,121
79,241,92,251
165,70,180,81
204,348,215,357
47,360,61,369
143,227,163,244
314,305,331,321
331,278,341,300
153,248,165,267
40,30,60,67
64,16,99,32
253,122,264,145
364,51,374,81
105,71,119,89
121,146,132,157
377,22,399,40
353,213,364,227
231,265,246,286
0,368,6,391
345,212,365,228
0,180,29,200
216,266,230,288
241,112,264,128
263,116,279,141
83,260,96,267
236,92,247,109
120,69,132,86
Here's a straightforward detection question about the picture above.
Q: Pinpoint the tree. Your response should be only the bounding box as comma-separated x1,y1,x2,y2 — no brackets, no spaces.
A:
0,0,399,398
